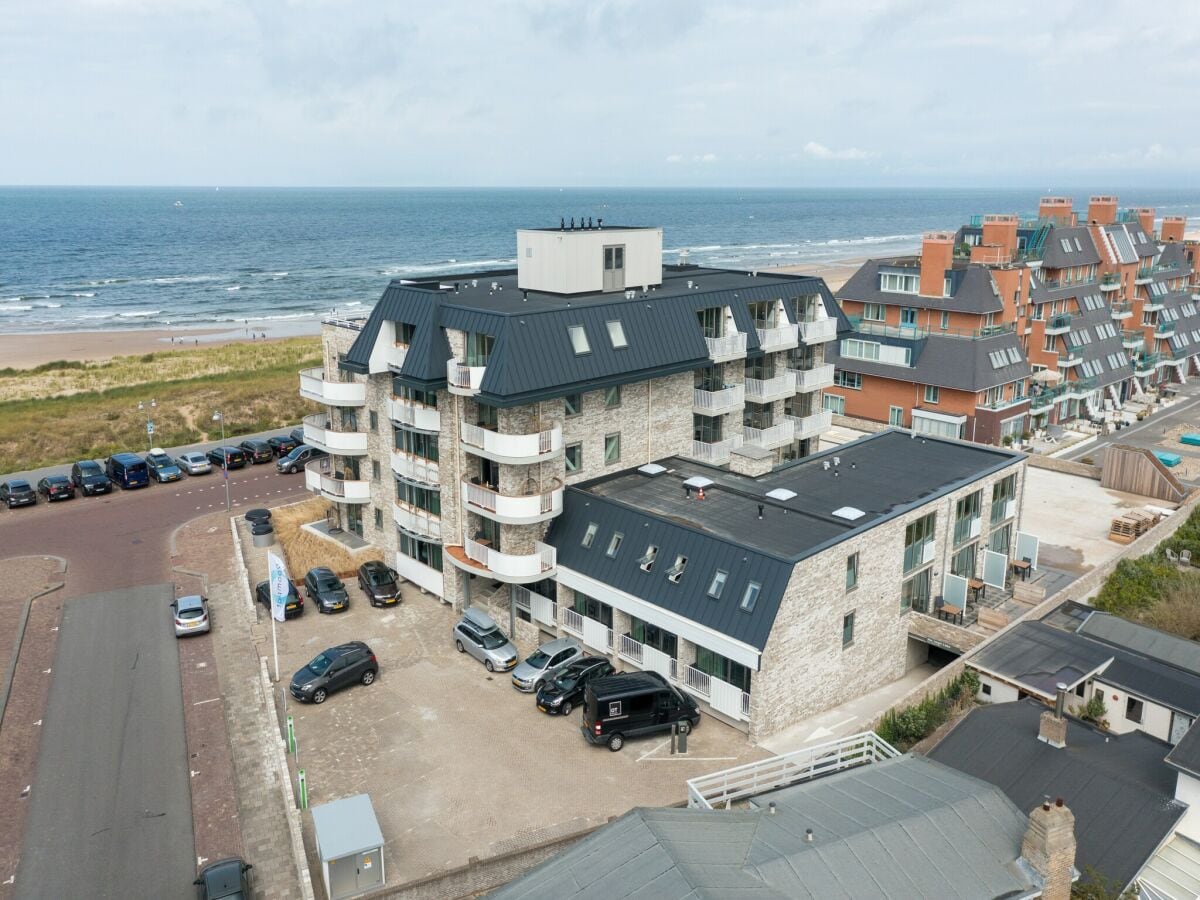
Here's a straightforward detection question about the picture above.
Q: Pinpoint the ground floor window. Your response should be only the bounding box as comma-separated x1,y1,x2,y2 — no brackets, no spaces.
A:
999,414,1025,443
888,406,904,426
989,523,1011,555
951,542,977,578
629,616,677,658
398,532,442,571
823,394,846,415
694,647,752,693
1126,696,1144,724
345,505,363,537
573,591,613,628
901,567,932,613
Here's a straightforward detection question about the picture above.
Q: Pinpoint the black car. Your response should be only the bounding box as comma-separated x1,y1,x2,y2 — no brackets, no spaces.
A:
194,857,253,899
70,460,112,496
0,479,36,508
254,579,304,618
289,641,377,704
357,560,401,606
238,439,274,464
37,474,76,501
304,566,350,613
267,434,299,457
536,656,614,717
276,444,326,474
206,446,248,470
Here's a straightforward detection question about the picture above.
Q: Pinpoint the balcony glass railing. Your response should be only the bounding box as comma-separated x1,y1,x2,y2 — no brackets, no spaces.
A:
846,317,1015,341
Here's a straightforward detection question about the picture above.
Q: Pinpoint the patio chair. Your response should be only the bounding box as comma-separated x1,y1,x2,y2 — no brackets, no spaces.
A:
1182,549,1193,567
1166,548,1179,563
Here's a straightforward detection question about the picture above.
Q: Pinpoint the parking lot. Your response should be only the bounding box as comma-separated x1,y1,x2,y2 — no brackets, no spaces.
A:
239,521,767,888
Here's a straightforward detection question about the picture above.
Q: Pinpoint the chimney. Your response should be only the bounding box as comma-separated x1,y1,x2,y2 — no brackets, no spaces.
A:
1086,195,1118,225
1135,207,1155,237
920,232,955,297
1161,216,1186,243
981,214,1019,262
1038,683,1068,749
1038,197,1074,225
1021,798,1076,900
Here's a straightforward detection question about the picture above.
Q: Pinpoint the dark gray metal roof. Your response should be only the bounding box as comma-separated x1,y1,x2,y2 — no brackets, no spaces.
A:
969,621,1114,696
1077,611,1200,676
929,699,1185,891
490,756,1037,900
1040,225,1102,269
829,330,1031,392
1165,719,1200,778
1098,651,1200,716
547,431,1022,651
837,259,1005,314
340,282,450,382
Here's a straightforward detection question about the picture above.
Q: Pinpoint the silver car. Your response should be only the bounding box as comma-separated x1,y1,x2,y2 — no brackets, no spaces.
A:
172,594,211,637
177,451,212,475
511,637,584,693
453,607,518,673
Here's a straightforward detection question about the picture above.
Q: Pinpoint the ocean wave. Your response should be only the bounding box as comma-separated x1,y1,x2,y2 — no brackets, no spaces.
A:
72,291,97,298
150,274,223,285
226,285,241,291
116,310,162,318
213,311,319,322
821,233,922,246
379,257,517,276
86,278,129,286
0,304,34,311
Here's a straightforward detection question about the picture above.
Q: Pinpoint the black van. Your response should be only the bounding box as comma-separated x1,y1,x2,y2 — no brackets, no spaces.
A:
105,452,151,489
581,671,700,752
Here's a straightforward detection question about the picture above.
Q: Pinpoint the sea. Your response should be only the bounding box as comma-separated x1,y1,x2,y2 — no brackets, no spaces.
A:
3,186,1200,335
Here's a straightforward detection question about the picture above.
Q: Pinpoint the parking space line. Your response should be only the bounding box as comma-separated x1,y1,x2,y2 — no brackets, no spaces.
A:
193,698,221,706
636,738,670,761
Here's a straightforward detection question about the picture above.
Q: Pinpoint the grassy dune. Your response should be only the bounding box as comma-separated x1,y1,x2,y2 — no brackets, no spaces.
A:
0,337,322,473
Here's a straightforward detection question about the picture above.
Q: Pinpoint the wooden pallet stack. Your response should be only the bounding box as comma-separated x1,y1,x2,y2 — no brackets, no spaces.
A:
1108,509,1162,544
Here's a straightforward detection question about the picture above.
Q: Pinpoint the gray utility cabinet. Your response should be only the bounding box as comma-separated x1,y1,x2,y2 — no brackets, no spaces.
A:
311,793,385,900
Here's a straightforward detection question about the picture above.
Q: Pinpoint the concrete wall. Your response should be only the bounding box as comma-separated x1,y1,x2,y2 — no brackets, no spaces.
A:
977,674,1020,704
1090,679,1173,741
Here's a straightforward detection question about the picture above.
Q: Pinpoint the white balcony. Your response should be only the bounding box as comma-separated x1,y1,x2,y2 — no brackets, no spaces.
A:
745,372,796,403
743,422,794,450
793,363,835,392
461,476,563,525
704,332,748,363
392,501,442,541
459,422,563,465
387,396,441,432
789,409,833,440
304,458,370,504
677,666,751,722
693,384,745,417
447,358,486,396
515,586,557,628
799,318,838,344
1110,303,1133,320
691,435,744,465
561,608,613,654
756,323,800,352
389,343,409,372
447,535,557,585
302,413,369,456
299,368,366,406
1143,299,1165,312
390,449,440,484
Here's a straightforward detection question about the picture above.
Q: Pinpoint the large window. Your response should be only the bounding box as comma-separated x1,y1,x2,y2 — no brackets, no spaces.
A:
392,380,438,408
989,523,1011,555
862,303,886,322
396,322,416,345
695,647,752,693
398,532,442,571
951,542,976,578
604,433,621,464
953,491,981,545
564,393,582,417
833,371,861,390
823,394,846,415
924,385,940,404
903,513,936,573
395,480,441,515
565,442,582,473
394,427,439,462
901,567,931,613
693,414,723,443
604,385,621,408
990,474,1016,525
879,271,919,293
629,616,677,658
465,332,493,367
573,592,613,628
888,406,904,426
697,307,724,338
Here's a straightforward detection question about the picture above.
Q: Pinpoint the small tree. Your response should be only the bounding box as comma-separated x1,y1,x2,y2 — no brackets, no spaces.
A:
1075,691,1107,728
1071,866,1139,899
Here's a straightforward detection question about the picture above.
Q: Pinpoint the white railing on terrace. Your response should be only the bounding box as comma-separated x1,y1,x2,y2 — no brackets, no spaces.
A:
756,322,800,351
304,457,371,503
299,367,366,406
463,536,556,580
302,413,369,455
793,363,835,392
789,409,833,440
447,358,486,394
618,633,644,665
691,435,744,465
515,587,557,627
387,396,441,432
392,501,442,540
561,606,584,635
460,422,562,461
582,618,613,653
685,731,902,809
745,372,796,403
743,422,794,450
390,449,439,484
683,664,711,697
460,476,563,523
704,332,748,362
799,318,838,344
693,384,745,415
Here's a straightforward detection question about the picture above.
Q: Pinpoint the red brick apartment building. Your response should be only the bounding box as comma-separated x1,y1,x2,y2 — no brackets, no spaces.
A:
827,196,1200,445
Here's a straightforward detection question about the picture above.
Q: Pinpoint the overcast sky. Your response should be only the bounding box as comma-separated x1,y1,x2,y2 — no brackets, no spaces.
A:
4,0,1199,187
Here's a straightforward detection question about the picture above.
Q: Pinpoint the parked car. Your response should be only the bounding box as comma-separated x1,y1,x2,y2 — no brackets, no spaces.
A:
238,438,274,464
582,671,700,752
512,637,584,693
536,656,614,717
357,560,401,606
289,426,306,445
106,452,150,489
289,641,377,704
276,444,326,474
37,474,76,501
1,479,37,508
453,607,518,673
267,434,299,457
177,451,213,475
254,580,304,618
171,594,211,637
193,857,253,899
145,448,184,483
70,460,112,495
304,566,350,613
206,446,247,470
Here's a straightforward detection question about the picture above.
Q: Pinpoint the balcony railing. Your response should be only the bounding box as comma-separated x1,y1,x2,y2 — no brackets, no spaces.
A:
846,317,1016,341
302,413,369,456
990,498,1017,526
304,457,370,504
745,372,796,403
1136,267,1153,284
1057,347,1083,368
446,358,486,395
976,394,1029,411
299,368,367,406
617,633,644,665
799,317,838,344
1062,377,1097,399
792,363,835,392
1044,313,1072,334
743,422,794,450
453,535,557,583
953,515,982,546
387,396,441,432
1100,274,1121,291
1122,330,1145,349
460,475,563,525
459,422,562,464
392,501,441,540
514,586,556,628
756,322,800,351
390,449,439,484
1154,320,1177,339
389,343,409,372
693,384,745,416
1133,354,1159,376
691,435,743,465
704,332,748,363
1110,301,1133,319
789,409,833,440
559,608,611,652
1143,297,1165,312
561,606,584,635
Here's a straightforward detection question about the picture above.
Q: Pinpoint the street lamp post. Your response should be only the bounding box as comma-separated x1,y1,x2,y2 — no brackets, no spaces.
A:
213,411,231,511
138,399,157,452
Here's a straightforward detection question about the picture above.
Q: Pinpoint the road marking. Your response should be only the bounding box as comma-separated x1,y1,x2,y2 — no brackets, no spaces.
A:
643,756,737,762
193,697,220,706
42,668,51,674
33,720,41,727
804,716,859,743
637,738,671,761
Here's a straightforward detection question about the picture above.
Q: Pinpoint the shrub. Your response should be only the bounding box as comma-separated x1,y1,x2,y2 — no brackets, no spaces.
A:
875,669,979,750
1093,556,1179,616
1075,691,1107,726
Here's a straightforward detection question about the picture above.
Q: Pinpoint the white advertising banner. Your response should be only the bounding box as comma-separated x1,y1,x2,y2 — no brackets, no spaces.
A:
268,551,289,624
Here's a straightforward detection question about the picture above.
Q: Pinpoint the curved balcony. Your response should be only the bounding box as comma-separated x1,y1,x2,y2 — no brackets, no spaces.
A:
459,422,562,465
304,458,370,504
446,536,556,585
387,396,441,432
1143,299,1165,312
1154,321,1176,339
299,368,366,406
460,475,563,525
447,359,486,396
1057,348,1083,368
302,414,369,456
390,449,440,485
1122,330,1145,350
745,372,797,403
693,384,745,417
392,501,442,541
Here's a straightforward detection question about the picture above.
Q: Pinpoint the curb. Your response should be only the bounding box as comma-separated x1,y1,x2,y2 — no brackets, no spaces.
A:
0,581,64,735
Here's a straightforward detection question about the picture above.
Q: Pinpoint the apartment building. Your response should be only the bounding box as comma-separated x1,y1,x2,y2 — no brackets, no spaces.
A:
298,223,840,605
830,195,1200,444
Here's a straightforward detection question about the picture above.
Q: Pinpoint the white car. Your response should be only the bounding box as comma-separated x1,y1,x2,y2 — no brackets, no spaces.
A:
177,451,212,475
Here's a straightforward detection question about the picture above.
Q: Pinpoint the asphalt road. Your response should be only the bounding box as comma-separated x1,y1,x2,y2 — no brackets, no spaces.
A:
16,585,194,900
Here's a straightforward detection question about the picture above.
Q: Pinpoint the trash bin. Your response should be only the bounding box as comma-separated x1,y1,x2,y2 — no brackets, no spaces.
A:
252,522,275,548
246,508,272,525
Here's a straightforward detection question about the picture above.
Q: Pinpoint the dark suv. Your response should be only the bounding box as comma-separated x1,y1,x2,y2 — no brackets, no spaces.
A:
267,434,299,457
276,444,326,474
289,641,378,704
254,580,304,618
71,460,112,496
357,560,401,606
536,656,614,717
207,446,247,469
239,439,274,464
304,566,350,613
1,479,37,508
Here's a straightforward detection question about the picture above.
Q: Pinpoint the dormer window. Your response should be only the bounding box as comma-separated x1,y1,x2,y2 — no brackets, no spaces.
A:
396,322,416,346
667,555,688,584
568,325,591,355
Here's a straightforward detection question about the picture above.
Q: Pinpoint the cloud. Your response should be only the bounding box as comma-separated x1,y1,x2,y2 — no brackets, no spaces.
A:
665,154,683,163
802,141,874,161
